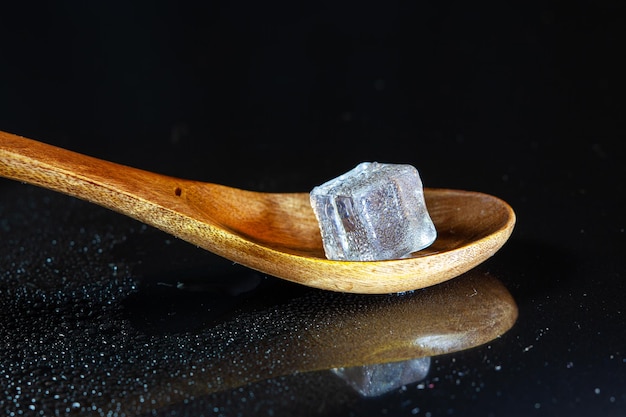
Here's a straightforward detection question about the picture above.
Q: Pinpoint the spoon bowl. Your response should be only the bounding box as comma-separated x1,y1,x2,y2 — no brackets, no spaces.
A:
0,130,515,293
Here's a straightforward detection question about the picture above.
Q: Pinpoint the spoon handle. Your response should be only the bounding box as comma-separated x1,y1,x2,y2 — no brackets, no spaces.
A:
0,130,184,226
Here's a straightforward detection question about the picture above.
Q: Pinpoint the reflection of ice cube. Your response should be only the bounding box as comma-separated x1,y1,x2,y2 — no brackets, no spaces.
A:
332,357,431,397
310,162,436,261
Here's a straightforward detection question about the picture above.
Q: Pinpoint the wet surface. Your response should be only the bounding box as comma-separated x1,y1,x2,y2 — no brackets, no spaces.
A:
1,1,625,416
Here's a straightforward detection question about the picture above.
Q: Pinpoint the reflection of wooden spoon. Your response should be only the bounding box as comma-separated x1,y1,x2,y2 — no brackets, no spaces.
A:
0,131,515,293
121,270,517,412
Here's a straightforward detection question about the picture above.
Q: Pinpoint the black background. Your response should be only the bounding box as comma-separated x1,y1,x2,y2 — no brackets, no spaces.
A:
1,1,625,416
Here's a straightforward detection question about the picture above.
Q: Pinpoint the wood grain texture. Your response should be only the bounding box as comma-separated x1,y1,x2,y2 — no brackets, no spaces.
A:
0,130,515,293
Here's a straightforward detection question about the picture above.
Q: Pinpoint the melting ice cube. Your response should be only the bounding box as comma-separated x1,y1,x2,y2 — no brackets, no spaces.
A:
310,162,436,261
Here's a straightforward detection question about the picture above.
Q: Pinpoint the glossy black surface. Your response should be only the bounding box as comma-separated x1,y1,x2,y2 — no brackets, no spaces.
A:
1,1,624,416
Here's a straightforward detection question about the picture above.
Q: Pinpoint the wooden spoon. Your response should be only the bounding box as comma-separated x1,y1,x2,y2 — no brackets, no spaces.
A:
0,130,515,294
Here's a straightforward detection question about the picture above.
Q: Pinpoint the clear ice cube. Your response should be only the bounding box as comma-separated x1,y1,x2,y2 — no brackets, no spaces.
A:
310,162,436,261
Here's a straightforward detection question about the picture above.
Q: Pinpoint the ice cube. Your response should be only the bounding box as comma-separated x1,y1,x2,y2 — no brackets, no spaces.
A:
310,162,436,261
